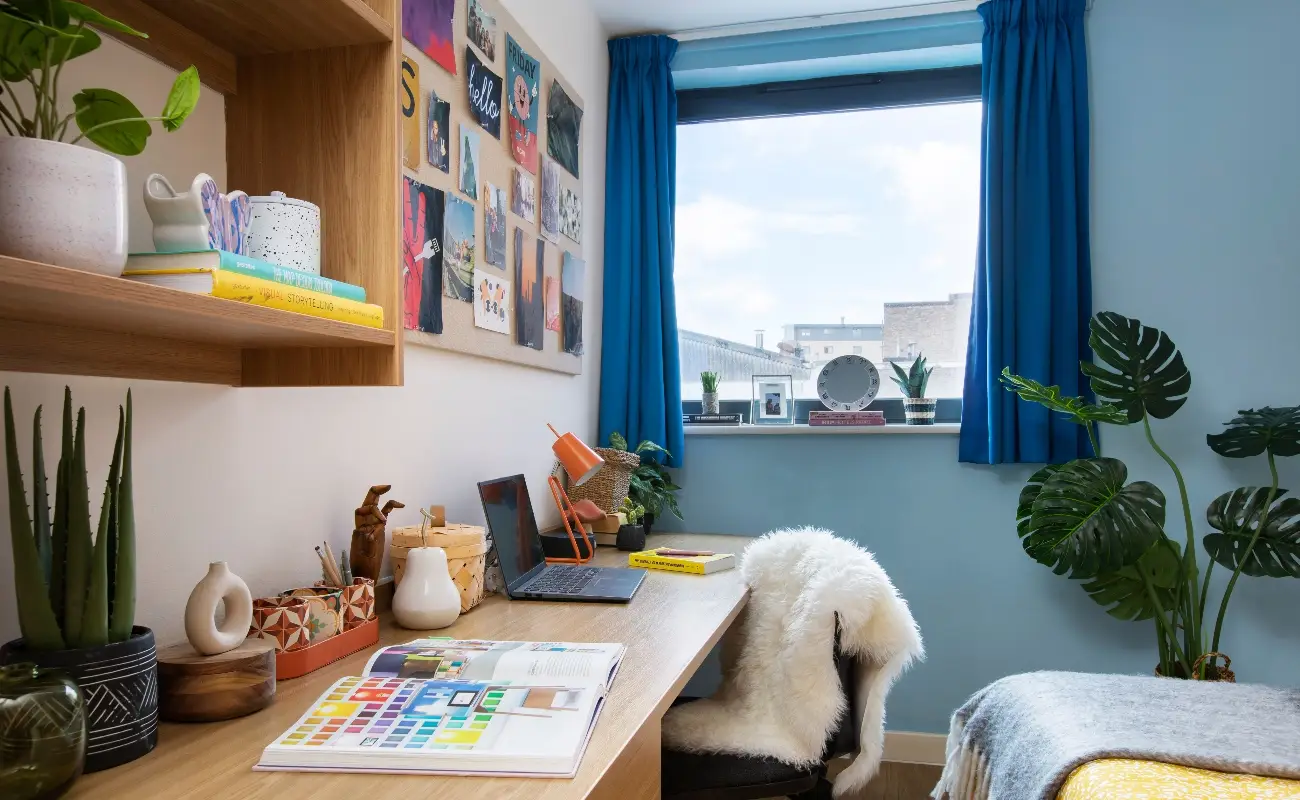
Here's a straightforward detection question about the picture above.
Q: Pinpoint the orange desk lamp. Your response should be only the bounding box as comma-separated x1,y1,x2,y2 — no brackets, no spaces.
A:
546,424,604,564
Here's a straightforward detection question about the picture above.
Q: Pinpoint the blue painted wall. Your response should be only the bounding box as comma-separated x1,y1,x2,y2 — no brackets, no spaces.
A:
664,0,1300,734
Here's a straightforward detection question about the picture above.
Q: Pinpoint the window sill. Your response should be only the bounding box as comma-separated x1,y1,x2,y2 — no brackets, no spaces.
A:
684,423,961,436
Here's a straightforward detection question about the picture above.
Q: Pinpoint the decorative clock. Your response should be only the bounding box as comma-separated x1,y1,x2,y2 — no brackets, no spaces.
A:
817,355,881,411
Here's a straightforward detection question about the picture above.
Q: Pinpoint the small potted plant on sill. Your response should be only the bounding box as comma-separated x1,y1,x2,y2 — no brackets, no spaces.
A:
701,371,720,415
0,0,200,276
891,353,936,425
1,386,158,773
615,497,647,552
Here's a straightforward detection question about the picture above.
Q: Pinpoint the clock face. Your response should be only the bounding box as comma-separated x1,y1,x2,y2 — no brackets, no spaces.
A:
817,355,880,411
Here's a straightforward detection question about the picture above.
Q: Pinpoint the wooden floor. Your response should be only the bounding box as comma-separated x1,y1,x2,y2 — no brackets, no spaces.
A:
822,760,943,800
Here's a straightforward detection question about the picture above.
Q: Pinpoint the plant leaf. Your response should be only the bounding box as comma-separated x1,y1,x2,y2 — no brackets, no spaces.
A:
4,388,64,650
1021,457,1166,579
62,407,92,642
0,11,98,81
159,64,198,131
1207,407,1300,459
73,87,149,155
1203,487,1300,577
62,0,146,36
32,405,51,587
1016,463,1062,541
1080,311,1191,422
608,432,627,451
1000,368,1130,426
6,0,69,29
1081,541,1181,621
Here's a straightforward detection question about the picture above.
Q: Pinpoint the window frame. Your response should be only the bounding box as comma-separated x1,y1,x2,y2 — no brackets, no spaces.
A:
675,65,980,423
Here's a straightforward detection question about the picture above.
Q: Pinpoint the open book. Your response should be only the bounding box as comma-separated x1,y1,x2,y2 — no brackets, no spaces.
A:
256,639,626,777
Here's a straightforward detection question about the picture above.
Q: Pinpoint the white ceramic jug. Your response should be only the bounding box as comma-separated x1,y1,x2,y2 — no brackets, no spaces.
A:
392,547,462,630
184,561,254,655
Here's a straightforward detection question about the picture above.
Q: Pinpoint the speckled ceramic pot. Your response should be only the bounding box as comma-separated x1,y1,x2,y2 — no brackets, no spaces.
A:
0,138,128,276
245,190,321,274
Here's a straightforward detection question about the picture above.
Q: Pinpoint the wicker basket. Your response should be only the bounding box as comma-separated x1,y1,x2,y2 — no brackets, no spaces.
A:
389,523,487,613
566,447,641,513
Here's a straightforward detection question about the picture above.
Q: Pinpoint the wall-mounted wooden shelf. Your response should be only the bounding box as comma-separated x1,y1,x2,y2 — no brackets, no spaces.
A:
0,0,404,387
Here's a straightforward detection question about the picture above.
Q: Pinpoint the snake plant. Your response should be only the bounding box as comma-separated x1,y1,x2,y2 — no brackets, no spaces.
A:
891,354,934,398
5,386,135,651
1002,312,1300,678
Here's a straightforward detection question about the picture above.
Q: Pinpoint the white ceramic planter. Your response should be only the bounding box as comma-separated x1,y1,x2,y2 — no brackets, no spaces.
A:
0,137,128,276
246,190,321,274
392,547,462,630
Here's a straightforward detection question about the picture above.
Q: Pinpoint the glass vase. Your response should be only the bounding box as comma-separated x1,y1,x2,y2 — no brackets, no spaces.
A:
0,663,85,799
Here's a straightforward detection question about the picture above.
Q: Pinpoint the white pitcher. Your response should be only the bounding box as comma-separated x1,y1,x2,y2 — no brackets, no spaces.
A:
392,547,462,630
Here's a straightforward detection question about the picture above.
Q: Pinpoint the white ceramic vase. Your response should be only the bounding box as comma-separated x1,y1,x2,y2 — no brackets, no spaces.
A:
392,547,462,630
184,561,254,656
0,137,128,276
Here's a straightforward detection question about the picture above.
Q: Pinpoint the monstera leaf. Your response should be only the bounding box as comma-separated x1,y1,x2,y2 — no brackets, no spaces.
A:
1017,457,1166,579
1203,487,1300,577
1207,407,1300,459
1081,541,1182,621
1000,369,1130,427
1081,312,1191,422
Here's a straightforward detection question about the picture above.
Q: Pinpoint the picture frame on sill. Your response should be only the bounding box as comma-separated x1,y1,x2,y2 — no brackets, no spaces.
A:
752,374,795,425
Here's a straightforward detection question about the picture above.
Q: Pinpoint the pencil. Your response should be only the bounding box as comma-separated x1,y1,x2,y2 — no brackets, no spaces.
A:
322,542,344,587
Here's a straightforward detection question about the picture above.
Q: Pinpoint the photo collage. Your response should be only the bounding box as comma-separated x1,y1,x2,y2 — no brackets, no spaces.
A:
401,0,585,364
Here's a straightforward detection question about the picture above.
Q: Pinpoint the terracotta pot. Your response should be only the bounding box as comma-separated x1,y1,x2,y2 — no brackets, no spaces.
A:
0,137,128,276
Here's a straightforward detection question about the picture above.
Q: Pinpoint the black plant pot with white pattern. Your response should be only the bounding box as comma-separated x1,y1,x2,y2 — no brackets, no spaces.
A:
903,397,937,425
1,626,158,772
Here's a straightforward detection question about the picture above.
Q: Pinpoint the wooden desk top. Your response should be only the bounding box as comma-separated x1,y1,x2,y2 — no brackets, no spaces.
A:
70,534,751,799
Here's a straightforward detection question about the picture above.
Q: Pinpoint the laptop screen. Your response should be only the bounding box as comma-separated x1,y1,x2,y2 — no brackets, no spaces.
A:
478,474,546,589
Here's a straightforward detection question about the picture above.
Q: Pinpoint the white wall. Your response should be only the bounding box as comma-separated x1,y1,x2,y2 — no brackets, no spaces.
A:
0,0,610,646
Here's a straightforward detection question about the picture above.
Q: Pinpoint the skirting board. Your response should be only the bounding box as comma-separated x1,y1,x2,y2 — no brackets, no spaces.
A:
883,732,947,766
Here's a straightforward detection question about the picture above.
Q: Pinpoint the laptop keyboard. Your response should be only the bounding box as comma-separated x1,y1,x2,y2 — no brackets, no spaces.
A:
524,566,599,595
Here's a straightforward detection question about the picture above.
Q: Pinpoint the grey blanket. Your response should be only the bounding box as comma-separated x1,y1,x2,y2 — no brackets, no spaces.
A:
932,671,1300,800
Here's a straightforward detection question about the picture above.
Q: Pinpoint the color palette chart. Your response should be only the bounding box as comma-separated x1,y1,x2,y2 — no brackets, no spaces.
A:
276,676,509,753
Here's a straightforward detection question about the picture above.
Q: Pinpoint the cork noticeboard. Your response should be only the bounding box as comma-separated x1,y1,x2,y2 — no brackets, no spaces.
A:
401,0,586,376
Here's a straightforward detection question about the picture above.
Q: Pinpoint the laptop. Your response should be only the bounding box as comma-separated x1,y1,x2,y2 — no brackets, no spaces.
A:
477,474,646,602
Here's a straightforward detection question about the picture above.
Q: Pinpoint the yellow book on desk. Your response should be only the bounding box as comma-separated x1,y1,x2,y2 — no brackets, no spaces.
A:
122,268,384,328
628,550,735,575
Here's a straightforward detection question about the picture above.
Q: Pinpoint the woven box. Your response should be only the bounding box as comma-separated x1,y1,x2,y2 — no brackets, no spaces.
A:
566,447,641,513
389,523,487,613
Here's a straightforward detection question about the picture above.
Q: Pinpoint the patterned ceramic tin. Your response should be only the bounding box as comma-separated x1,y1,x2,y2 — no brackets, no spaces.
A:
245,190,321,274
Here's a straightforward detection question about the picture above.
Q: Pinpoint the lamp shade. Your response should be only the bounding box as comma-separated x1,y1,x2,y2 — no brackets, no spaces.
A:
552,430,604,486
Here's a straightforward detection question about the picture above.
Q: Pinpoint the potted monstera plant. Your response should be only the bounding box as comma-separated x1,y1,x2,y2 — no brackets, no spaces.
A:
0,0,200,275
1003,312,1300,681
1,387,157,772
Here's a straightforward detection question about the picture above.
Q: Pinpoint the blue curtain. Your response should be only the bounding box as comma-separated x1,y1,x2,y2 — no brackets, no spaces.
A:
599,35,684,466
959,0,1093,464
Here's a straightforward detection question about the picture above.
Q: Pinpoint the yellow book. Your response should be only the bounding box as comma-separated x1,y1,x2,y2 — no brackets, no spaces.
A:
628,550,735,575
122,268,384,329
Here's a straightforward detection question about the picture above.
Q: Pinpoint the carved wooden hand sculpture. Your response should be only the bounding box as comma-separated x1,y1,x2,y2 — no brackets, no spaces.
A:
351,484,405,581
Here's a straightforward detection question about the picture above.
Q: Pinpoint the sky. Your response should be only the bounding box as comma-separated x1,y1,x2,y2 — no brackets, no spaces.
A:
674,101,983,348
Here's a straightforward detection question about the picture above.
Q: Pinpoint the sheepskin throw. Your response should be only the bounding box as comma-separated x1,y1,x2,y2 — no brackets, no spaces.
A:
932,671,1300,800
662,527,923,797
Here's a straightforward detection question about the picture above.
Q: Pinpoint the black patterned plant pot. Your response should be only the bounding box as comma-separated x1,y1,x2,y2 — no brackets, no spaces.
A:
903,397,937,425
1,626,158,773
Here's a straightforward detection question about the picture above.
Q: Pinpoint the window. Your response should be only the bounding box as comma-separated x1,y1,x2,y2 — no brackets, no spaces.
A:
675,68,979,404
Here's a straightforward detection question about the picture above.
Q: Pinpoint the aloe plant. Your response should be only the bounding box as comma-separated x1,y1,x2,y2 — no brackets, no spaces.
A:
891,354,934,399
701,372,719,394
4,386,136,651
1003,312,1300,678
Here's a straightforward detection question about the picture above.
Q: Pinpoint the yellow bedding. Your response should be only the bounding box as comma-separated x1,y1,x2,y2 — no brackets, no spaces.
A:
1060,758,1300,799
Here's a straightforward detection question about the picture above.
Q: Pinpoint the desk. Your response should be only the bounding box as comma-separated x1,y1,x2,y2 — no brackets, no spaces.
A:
69,534,750,800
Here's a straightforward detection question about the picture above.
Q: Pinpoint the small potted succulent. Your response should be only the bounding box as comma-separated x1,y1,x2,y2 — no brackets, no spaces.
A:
0,0,200,276
700,371,720,415
1,386,157,773
615,497,647,552
891,353,936,425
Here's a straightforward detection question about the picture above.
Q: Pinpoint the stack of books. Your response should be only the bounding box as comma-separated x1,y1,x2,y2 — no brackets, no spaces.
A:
808,410,886,427
683,413,742,426
123,250,383,329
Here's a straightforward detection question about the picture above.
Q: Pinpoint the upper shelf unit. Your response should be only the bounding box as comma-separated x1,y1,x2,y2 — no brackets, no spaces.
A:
0,0,404,387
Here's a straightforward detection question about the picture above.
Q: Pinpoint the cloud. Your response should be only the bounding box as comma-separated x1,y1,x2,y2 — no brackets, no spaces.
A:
676,194,866,272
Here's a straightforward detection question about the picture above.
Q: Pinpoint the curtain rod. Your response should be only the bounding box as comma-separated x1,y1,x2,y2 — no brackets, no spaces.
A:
670,0,981,42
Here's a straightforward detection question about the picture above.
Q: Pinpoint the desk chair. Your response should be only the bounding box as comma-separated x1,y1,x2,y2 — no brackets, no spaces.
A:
661,622,856,800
